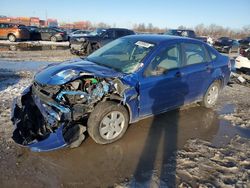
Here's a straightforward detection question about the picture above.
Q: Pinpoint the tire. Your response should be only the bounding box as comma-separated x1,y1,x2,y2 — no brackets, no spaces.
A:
86,41,93,55
8,34,16,42
201,81,220,108
51,36,57,42
87,101,129,144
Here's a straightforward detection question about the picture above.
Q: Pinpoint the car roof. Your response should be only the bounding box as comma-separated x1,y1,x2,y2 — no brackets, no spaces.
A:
168,29,194,32
107,28,133,31
123,34,202,45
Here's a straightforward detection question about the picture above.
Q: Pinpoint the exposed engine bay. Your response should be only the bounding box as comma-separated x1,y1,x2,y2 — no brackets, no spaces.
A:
11,75,130,151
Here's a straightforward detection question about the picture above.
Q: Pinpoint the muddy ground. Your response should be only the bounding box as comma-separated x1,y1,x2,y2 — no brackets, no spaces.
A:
0,49,250,188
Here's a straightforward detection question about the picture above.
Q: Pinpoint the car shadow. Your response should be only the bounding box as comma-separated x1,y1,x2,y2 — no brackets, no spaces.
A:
133,78,189,187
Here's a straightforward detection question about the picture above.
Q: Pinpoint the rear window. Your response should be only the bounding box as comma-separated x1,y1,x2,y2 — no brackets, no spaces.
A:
182,43,207,65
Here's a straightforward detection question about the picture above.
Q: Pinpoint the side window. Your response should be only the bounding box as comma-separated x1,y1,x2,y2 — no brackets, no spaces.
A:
3,24,9,28
145,44,181,77
116,30,126,38
182,43,206,66
105,30,115,38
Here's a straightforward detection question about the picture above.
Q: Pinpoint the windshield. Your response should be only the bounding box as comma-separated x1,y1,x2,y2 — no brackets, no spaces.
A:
88,28,106,36
86,38,155,74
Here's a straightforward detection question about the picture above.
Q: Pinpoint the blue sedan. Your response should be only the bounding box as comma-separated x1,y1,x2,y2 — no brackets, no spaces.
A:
11,35,231,151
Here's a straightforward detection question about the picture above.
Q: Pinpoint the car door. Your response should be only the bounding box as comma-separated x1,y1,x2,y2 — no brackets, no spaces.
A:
0,23,5,38
31,28,40,40
38,28,46,40
180,42,213,103
46,28,55,40
139,43,189,117
40,28,51,40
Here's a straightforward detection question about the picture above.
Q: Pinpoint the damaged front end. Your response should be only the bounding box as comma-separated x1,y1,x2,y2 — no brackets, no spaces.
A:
11,66,135,152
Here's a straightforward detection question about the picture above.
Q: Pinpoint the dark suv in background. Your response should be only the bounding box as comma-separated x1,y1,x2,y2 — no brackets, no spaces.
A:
213,37,239,53
239,37,250,46
69,28,135,55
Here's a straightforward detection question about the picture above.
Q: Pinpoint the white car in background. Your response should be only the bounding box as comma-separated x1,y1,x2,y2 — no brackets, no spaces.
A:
235,49,250,73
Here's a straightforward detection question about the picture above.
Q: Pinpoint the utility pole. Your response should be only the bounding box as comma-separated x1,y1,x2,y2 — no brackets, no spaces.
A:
45,9,47,26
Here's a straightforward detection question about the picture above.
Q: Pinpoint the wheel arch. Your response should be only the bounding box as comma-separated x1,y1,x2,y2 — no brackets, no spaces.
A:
101,96,133,124
7,33,16,38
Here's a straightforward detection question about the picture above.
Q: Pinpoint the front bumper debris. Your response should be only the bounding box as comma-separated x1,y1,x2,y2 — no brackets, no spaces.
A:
11,86,86,152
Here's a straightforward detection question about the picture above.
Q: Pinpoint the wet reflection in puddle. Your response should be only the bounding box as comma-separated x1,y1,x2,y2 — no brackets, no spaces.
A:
20,106,250,187
218,103,236,115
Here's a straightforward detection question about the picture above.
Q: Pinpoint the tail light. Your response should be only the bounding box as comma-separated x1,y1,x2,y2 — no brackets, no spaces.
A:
59,32,64,35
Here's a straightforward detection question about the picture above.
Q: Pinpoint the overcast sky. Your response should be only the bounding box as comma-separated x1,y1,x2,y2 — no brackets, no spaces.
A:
1,0,249,29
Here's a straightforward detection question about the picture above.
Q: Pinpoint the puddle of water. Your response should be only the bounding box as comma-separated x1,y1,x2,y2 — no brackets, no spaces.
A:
211,119,250,147
0,61,59,72
0,44,69,51
218,103,236,115
17,106,249,187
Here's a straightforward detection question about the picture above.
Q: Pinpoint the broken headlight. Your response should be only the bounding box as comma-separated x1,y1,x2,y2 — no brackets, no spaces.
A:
54,69,79,83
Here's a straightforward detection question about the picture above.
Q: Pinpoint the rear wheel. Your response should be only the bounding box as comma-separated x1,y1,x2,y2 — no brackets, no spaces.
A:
8,34,16,42
201,81,220,108
51,36,57,42
87,101,129,144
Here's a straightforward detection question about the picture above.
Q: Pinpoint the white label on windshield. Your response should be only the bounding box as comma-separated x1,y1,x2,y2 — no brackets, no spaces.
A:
135,41,154,48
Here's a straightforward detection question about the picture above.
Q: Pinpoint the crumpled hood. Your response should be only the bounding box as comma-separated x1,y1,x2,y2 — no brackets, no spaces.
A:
35,59,124,85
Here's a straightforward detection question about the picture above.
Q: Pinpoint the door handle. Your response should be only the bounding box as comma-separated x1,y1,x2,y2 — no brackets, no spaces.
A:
206,65,212,71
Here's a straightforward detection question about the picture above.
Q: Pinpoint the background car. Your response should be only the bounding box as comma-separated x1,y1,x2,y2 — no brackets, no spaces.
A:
69,28,135,55
165,29,196,38
0,23,30,42
32,27,68,42
213,37,239,53
196,36,214,46
239,36,250,48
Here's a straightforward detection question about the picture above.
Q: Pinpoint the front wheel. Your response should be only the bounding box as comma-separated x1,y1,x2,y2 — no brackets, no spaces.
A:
8,34,16,42
87,101,129,144
201,81,220,108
